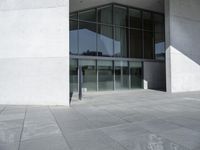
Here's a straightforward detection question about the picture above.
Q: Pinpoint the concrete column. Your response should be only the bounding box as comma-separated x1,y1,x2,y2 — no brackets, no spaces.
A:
165,0,200,93
0,0,70,105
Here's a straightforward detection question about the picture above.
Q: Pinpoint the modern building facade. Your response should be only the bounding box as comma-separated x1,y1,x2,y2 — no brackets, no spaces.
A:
70,3,165,93
0,0,199,106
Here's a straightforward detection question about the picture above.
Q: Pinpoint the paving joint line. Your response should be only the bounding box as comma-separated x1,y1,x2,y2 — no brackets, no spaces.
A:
0,106,7,114
48,106,73,150
18,106,28,150
72,107,130,150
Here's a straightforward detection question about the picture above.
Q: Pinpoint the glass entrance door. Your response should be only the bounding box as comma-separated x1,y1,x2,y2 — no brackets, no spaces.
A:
97,60,114,91
114,61,129,90
130,62,143,88
79,60,97,92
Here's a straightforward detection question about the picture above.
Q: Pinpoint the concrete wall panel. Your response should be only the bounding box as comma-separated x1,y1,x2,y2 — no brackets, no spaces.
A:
0,0,69,105
0,0,67,10
170,47,200,92
0,58,69,105
165,0,200,93
0,7,68,58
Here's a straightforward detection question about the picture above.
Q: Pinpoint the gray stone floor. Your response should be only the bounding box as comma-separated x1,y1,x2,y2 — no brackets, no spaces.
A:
1,90,200,150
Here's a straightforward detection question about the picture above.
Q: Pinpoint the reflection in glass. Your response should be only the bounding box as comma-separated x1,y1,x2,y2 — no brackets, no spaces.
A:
79,22,97,56
155,32,165,60
115,61,129,89
79,9,96,22
80,60,97,91
70,13,78,20
130,29,142,58
70,4,165,60
98,6,112,24
130,62,143,88
70,21,78,55
144,31,154,59
70,59,78,92
69,4,165,92
129,9,142,29
113,5,127,26
143,11,153,31
98,25,113,57
98,60,113,91
114,27,128,57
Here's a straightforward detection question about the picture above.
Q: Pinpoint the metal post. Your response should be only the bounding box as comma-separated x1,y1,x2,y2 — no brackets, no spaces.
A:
78,66,82,100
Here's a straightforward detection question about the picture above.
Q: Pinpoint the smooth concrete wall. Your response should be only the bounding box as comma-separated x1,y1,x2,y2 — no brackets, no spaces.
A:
0,0,70,105
165,0,200,93
143,61,166,90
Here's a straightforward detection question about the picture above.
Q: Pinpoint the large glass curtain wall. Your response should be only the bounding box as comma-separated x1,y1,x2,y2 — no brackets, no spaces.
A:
70,4,165,60
70,59,143,92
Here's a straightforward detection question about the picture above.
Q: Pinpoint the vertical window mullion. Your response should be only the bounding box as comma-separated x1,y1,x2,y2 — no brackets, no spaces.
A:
112,4,114,57
96,8,98,57
152,13,155,59
128,8,131,58
77,12,80,55
142,11,145,59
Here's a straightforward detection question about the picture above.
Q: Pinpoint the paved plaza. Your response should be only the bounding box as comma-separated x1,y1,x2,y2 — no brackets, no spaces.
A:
1,90,200,150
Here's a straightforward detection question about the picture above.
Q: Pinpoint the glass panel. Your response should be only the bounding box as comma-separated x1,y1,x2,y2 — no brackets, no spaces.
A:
98,5,112,24
79,9,96,22
154,14,164,33
70,59,78,92
79,22,97,56
114,27,128,57
80,60,97,91
130,29,142,58
143,11,153,31
98,60,113,91
129,9,142,29
114,61,129,89
70,13,78,20
144,31,154,59
70,21,78,55
155,32,165,60
130,62,143,88
97,25,113,57
113,5,128,27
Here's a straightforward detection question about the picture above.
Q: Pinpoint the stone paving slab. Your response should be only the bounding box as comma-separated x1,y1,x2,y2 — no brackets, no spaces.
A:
20,135,71,150
65,129,127,150
0,142,19,150
0,90,200,150
159,128,200,150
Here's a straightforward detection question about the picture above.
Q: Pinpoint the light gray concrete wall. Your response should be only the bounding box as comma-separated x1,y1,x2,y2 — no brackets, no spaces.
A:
70,0,164,13
143,61,166,90
165,0,200,93
0,0,70,105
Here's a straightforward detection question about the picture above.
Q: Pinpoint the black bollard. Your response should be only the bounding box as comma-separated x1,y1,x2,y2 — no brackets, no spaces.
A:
78,66,82,100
